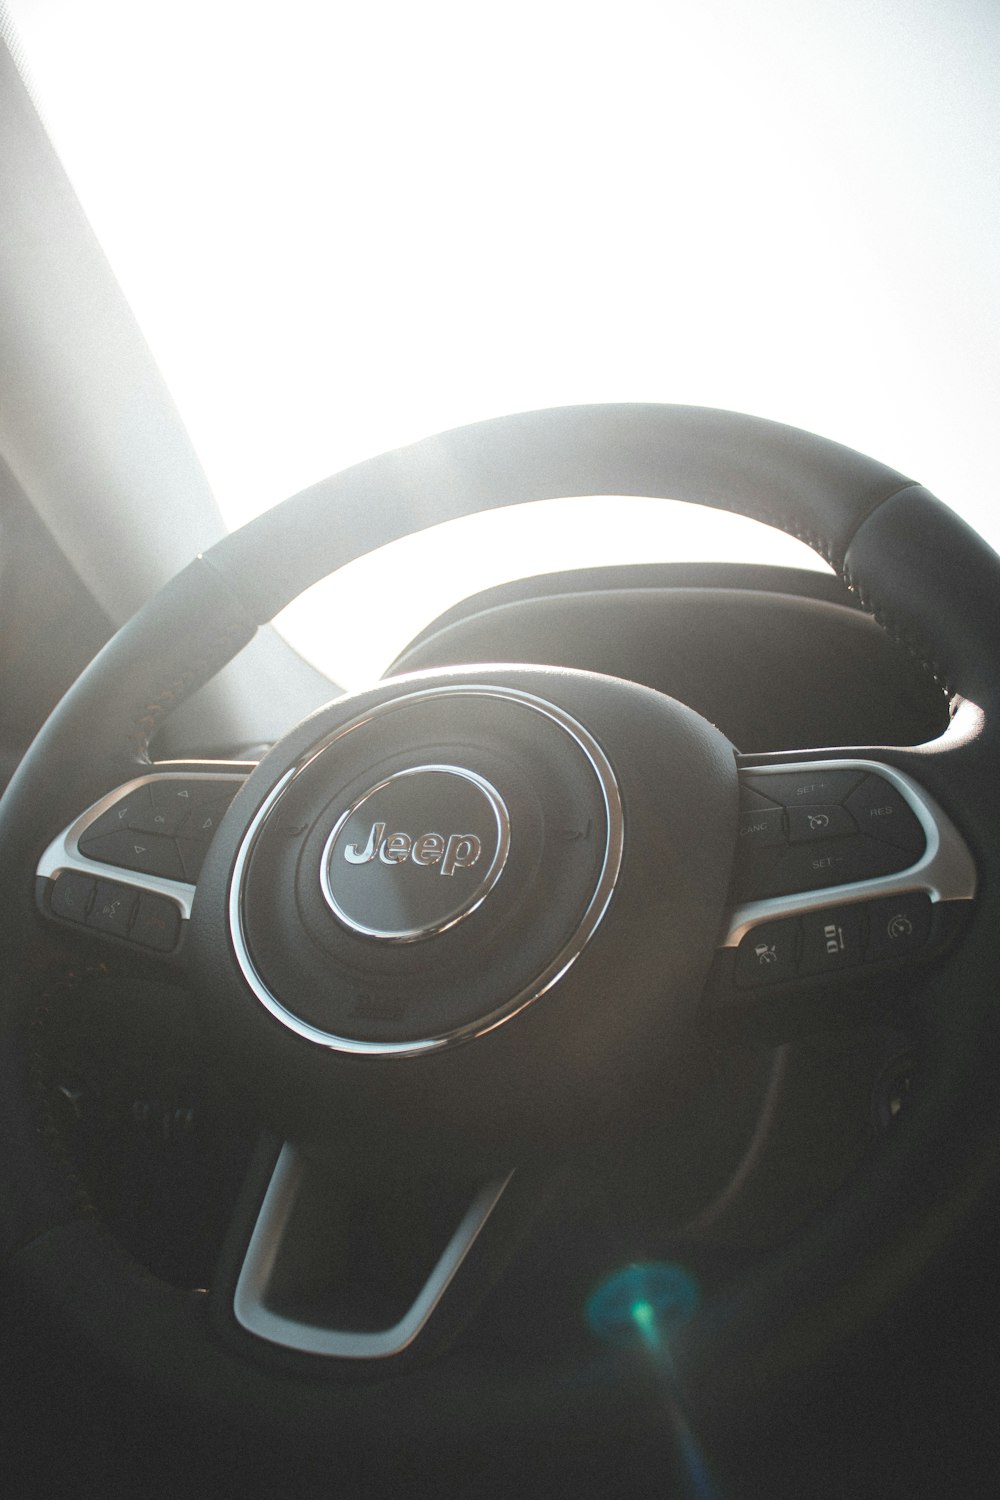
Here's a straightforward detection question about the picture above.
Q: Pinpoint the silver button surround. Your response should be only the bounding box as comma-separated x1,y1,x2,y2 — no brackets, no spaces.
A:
36,769,249,921
227,684,624,1058
721,757,977,947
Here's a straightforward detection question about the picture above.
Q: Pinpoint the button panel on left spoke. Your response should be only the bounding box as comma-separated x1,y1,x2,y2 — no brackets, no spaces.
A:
44,872,183,952
76,777,240,884
37,770,246,954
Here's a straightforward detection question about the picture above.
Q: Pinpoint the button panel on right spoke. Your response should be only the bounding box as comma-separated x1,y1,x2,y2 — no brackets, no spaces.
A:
736,769,926,900
735,891,932,988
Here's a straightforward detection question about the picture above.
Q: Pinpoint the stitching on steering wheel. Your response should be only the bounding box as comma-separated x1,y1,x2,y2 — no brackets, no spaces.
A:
689,484,951,701
841,563,952,699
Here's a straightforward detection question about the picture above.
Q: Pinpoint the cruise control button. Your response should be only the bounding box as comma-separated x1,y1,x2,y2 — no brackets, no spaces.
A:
865,892,932,961
786,805,857,843
739,784,782,812
735,918,799,987
800,905,864,974
87,880,138,937
743,769,864,808
844,776,925,855
755,834,912,897
737,807,786,849
77,829,186,881
130,892,182,952
50,871,95,924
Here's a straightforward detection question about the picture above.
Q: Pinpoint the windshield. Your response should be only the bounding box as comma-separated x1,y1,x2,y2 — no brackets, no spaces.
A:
4,0,998,686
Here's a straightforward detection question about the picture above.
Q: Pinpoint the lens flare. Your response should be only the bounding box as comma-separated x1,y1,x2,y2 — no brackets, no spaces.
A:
586,1263,726,1498
585,1261,700,1356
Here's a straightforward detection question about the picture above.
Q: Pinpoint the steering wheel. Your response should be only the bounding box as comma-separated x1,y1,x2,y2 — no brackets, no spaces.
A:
3,405,998,1493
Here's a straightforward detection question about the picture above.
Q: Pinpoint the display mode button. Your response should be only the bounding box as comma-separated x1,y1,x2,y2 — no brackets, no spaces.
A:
799,905,864,974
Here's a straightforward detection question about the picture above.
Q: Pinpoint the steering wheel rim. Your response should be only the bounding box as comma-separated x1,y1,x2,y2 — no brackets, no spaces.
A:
3,404,999,1483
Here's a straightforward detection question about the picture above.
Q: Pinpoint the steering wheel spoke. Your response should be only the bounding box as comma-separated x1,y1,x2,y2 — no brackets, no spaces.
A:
35,762,252,956
219,1138,516,1364
707,745,977,1028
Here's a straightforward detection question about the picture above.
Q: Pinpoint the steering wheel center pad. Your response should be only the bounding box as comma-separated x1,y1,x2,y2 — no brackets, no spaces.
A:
230,685,621,1050
193,666,736,1166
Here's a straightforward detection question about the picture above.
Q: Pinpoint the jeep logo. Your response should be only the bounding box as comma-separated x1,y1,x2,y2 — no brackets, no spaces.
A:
321,765,510,943
344,821,482,877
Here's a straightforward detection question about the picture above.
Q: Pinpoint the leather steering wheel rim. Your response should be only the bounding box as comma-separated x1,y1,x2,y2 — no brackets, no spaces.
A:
2,404,999,1476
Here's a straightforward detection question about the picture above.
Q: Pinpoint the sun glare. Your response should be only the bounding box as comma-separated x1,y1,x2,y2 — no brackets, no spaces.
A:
5,0,998,681
275,496,824,689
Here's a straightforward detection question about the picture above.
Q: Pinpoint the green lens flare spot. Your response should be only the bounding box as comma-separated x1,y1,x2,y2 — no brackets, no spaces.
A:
632,1298,656,1330
585,1262,700,1353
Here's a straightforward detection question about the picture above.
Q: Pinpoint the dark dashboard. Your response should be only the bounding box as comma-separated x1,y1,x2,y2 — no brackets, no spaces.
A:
392,561,948,753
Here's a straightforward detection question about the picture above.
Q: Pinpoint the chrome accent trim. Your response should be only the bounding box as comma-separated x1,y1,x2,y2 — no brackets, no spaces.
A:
233,1143,513,1360
319,764,511,942
722,758,977,948
36,771,247,922
229,685,625,1057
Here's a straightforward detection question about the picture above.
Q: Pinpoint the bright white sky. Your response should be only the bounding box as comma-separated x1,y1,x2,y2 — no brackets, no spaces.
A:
5,0,999,686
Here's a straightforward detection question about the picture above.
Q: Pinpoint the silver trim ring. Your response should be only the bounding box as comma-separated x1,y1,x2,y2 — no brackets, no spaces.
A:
228,685,624,1058
319,765,511,942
